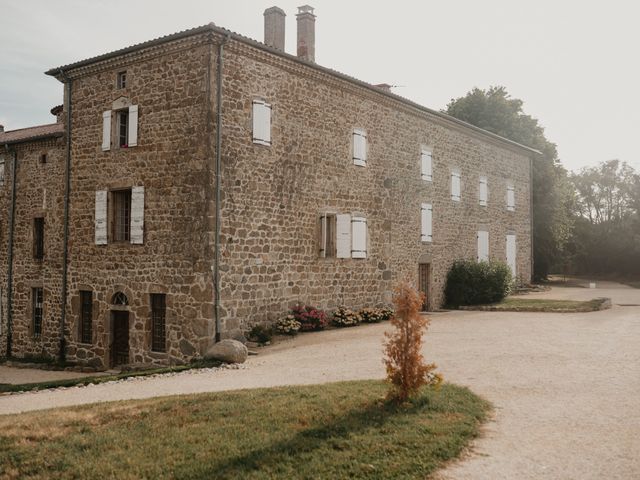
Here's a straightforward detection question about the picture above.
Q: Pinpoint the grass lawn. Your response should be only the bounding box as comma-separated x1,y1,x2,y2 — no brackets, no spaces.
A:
464,297,608,312
0,380,489,480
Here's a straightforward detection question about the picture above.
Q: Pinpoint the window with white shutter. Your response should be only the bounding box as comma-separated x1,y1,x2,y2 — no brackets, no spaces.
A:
351,216,367,258
477,230,489,262
506,234,517,277
421,149,432,181
507,184,515,211
102,111,112,151
130,186,144,245
336,214,351,258
95,190,108,245
451,170,461,202
352,129,367,167
128,105,138,147
252,100,272,146
421,203,432,242
479,176,488,206
318,214,336,258
0,159,5,186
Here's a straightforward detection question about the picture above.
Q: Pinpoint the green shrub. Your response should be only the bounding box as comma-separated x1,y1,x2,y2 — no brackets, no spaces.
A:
248,325,273,344
445,259,512,307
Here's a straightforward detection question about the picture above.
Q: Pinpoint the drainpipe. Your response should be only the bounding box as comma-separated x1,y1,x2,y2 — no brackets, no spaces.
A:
4,144,17,357
214,34,230,342
58,68,72,362
530,155,534,284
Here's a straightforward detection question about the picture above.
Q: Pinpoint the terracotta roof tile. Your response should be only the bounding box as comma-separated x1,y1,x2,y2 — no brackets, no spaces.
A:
0,123,64,145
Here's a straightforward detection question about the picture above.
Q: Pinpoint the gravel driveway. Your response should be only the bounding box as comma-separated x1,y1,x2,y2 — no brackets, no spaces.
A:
1,281,639,479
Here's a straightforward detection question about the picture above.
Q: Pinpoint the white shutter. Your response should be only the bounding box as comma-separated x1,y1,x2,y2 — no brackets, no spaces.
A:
351,216,367,258
451,171,461,201
477,230,489,262
252,100,271,146
479,176,488,206
0,160,5,186
336,214,351,258
95,190,108,245
421,150,432,181
421,203,432,242
353,129,367,166
102,111,111,151
506,234,517,277
130,186,145,245
128,105,138,147
507,185,515,211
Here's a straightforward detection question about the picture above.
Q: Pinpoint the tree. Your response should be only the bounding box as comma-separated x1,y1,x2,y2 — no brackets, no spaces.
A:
445,86,573,280
384,282,441,403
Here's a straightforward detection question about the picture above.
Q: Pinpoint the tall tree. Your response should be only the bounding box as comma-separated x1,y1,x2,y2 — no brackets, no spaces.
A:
445,86,573,280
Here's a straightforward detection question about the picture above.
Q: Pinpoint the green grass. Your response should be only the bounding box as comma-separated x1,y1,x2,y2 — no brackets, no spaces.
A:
0,381,490,480
464,297,608,312
0,360,221,394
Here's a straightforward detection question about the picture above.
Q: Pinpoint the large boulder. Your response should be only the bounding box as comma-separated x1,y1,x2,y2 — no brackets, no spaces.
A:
204,339,248,364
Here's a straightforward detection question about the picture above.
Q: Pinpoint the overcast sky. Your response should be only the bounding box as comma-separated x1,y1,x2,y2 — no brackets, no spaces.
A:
1,0,638,173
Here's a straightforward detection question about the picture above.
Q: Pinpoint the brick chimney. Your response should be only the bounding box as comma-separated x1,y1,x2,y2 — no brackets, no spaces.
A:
264,6,286,51
51,105,64,123
296,5,316,62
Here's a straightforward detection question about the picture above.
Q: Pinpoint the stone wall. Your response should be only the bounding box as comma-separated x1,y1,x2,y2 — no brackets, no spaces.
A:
0,138,65,360
215,40,532,337
62,34,216,368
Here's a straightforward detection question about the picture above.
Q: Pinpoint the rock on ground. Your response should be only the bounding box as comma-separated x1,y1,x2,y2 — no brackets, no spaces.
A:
204,339,248,364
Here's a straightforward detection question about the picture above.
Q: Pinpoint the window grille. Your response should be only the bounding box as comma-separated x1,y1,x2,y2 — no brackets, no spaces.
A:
80,291,92,344
151,294,166,352
32,287,43,337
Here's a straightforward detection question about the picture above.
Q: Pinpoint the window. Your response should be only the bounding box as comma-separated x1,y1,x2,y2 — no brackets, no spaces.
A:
102,105,138,151
96,187,144,245
252,100,272,146
351,216,367,258
112,189,132,242
319,214,337,258
479,176,488,206
352,129,367,166
151,294,166,352
32,287,43,338
117,71,127,89
451,170,461,201
80,290,92,344
507,184,515,211
39,153,47,164
477,230,489,262
421,149,432,181
33,217,44,260
0,159,5,186
421,203,432,242
117,110,129,148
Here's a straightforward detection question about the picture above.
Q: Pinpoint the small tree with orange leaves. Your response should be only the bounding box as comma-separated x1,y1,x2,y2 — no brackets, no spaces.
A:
384,281,442,402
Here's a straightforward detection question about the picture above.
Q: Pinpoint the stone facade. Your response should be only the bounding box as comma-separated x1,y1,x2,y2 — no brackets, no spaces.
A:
0,18,534,368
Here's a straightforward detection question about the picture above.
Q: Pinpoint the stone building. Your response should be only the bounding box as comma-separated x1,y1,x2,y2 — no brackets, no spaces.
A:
0,6,537,369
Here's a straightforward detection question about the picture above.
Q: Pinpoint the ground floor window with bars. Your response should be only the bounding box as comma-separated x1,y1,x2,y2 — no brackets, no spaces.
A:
32,287,43,338
79,290,92,344
111,189,132,242
151,293,166,352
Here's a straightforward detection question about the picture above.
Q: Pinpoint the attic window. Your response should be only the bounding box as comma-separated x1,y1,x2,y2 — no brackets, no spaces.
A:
117,71,127,89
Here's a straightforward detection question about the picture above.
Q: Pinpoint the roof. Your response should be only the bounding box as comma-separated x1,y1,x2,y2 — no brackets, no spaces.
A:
0,123,64,145
45,24,541,157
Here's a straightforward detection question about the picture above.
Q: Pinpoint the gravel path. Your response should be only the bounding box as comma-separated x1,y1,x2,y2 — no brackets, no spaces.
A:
1,281,639,479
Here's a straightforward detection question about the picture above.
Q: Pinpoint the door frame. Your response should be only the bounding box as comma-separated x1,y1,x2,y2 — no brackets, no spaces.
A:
418,263,431,312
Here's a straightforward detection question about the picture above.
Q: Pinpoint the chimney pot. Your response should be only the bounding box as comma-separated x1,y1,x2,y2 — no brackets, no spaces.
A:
296,5,316,62
264,6,286,51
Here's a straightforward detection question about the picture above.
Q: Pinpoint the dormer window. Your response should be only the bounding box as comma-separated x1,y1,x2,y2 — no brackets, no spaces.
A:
117,71,127,89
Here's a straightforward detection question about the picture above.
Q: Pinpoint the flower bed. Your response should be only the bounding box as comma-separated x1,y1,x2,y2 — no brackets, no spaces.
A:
291,305,329,331
332,307,361,327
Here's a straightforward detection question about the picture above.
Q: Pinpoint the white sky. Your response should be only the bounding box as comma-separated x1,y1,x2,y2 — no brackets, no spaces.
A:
1,0,638,173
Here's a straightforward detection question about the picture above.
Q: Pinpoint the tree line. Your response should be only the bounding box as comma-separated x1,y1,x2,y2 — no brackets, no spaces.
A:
445,86,640,280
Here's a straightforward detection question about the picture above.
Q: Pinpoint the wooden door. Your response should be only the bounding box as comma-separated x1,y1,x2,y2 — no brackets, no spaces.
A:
111,311,130,367
418,263,430,312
